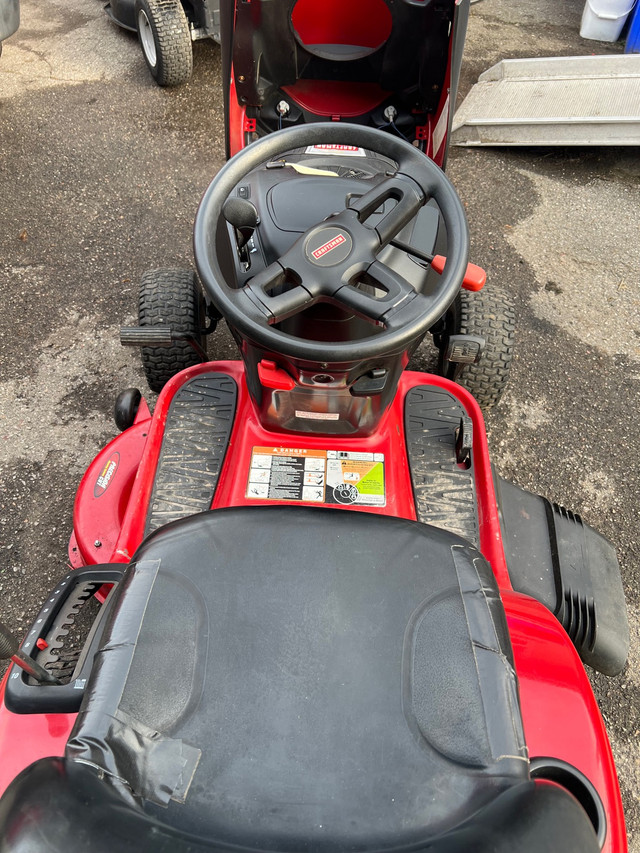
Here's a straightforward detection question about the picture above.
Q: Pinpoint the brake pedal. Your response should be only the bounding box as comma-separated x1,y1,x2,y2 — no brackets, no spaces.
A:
444,334,485,365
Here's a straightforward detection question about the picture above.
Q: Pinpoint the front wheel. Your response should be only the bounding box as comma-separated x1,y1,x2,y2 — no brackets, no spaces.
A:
139,268,207,392
437,286,515,409
135,0,193,87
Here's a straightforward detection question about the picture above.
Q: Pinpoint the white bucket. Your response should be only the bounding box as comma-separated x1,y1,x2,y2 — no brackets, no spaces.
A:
580,0,637,41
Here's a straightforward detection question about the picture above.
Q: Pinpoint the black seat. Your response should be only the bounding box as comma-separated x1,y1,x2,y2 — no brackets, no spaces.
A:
0,508,600,852
0,758,600,853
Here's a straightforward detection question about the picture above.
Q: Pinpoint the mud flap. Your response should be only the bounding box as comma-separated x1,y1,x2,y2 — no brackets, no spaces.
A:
494,475,629,676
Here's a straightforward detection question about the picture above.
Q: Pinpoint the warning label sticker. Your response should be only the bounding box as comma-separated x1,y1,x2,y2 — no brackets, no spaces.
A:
246,447,385,506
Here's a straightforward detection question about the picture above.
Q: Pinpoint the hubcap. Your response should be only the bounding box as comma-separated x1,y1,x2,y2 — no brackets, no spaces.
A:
138,9,157,68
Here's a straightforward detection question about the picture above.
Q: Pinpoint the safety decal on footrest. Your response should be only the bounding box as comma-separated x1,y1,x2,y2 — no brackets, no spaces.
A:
145,374,237,535
405,386,479,547
246,447,385,507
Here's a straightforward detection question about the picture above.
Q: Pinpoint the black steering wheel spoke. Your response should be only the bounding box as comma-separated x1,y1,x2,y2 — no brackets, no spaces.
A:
349,175,425,248
243,262,312,324
335,261,417,326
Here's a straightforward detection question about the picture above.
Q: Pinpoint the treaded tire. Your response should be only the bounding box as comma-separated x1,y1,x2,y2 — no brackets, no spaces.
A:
438,287,515,409
135,0,193,87
139,268,206,393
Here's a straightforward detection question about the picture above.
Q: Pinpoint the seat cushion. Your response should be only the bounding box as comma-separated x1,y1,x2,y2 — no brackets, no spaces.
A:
66,507,528,850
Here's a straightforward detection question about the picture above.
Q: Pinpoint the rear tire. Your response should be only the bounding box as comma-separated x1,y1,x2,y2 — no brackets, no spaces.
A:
135,0,193,87
437,287,515,409
139,268,207,393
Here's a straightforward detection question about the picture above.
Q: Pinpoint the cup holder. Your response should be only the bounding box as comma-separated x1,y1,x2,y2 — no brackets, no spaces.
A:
530,757,606,848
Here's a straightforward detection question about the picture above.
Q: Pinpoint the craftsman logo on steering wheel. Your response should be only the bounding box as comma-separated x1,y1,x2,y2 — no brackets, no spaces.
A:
306,228,353,267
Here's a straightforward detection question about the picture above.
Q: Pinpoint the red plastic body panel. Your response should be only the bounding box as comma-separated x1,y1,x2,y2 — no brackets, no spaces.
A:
281,80,391,118
70,363,508,585
0,674,75,798
505,591,627,853
291,0,393,51
70,421,150,566
1,362,625,849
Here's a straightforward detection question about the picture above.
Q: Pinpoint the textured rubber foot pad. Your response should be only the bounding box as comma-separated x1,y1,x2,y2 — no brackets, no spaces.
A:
405,386,479,547
145,374,237,535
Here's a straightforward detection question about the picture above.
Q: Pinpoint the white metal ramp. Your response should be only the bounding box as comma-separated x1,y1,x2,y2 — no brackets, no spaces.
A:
452,54,640,146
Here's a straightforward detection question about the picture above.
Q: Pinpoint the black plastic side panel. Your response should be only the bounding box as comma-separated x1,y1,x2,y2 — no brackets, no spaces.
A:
405,386,479,547
4,566,125,714
220,0,235,159
443,0,470,170
104,0,137,32
144,373,237,535
494,475,629,676
233,0,298,106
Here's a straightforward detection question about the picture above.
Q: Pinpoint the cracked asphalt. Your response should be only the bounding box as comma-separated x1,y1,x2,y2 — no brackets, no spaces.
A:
1,0,639,846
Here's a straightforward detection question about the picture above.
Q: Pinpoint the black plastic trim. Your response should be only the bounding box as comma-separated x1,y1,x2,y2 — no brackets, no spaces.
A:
4,566,125,715
494,474,629,676
442,0,470,171
220,0,235,160
530,757,606,849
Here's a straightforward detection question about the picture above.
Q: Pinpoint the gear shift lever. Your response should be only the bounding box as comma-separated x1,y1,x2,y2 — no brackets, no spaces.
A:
222,197,260,249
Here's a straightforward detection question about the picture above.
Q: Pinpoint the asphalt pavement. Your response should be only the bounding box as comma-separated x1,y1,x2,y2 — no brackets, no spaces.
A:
1,0,639,846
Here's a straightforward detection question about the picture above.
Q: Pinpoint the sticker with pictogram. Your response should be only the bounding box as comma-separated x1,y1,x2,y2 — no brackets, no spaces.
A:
246,447,385,506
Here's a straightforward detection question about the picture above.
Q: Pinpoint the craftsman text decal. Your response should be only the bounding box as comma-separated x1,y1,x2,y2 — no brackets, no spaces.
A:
94,452,120,498
312,233,347,260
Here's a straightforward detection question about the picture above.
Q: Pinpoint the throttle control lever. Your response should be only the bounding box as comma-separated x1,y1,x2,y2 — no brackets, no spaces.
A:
0,620,61,685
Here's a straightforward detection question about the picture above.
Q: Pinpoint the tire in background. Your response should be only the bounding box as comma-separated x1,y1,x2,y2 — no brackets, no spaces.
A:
438,286,515,409
139,268,206,393
135,0,193,87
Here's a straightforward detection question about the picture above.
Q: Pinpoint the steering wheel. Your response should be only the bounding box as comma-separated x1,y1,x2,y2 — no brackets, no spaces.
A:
194,124,469,363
